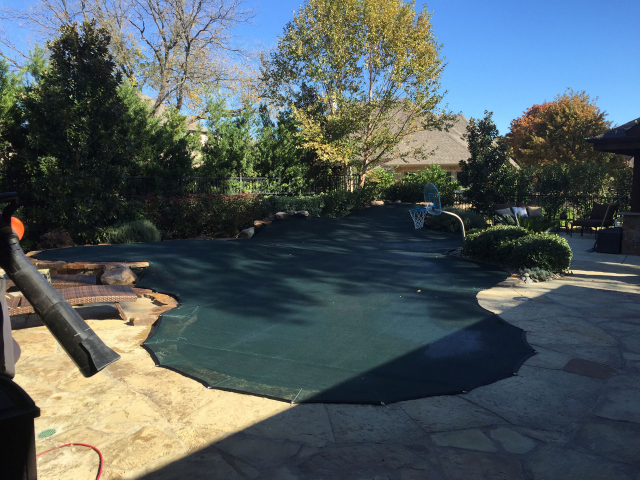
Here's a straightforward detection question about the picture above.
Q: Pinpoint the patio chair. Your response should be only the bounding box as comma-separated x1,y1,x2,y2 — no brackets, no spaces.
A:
7,284,137,320
569,203,618,236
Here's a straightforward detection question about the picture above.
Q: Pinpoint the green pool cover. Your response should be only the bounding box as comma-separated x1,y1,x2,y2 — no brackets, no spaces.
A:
35,204,535,404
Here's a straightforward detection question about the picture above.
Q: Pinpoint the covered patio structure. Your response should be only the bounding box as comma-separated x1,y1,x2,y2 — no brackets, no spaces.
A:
587,116,640,255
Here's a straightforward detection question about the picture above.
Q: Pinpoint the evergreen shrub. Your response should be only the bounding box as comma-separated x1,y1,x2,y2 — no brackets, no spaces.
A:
320,187,376,218
104,219,161,243
142,194,267,240
383,166,459,206
463,225,529,263
506,234,572,272
463,225,572,272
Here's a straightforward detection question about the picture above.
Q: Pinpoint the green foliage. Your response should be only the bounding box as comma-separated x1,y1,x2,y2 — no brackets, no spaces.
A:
364,166,395,200
426,207,486,233
119,80,198,177
261,195,324,217
463,225,530,264
199,94,256,177
103,219,161,244
261,0,453,184
520,267,553,282
319,187,376,218
384,165,461,205
142,194,268,240
463,225,572,272
458,111,529,217
3,22,134,242
493,214,559,233
507,234,572,272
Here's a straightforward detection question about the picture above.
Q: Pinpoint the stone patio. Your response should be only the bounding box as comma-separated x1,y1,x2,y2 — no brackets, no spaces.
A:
11,233,640,479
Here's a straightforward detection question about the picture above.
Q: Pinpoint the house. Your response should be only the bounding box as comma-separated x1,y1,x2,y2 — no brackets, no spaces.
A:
384,114,470,180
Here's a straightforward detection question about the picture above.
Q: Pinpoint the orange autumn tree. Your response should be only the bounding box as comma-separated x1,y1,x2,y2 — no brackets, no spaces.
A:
506,89,625,169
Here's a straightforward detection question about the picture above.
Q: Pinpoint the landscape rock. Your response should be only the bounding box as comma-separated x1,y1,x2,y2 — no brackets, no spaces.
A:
394,199,402,203
100,263,137,285
371,200,384,206
295,210,309,218
254,219,272,227
274,212,287,220
240,227,255,239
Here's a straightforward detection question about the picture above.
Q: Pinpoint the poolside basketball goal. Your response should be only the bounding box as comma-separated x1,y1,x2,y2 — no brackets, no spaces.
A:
409,183,466,242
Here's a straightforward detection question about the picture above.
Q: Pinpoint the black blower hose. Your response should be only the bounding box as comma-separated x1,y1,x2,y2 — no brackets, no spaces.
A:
0,192,120,377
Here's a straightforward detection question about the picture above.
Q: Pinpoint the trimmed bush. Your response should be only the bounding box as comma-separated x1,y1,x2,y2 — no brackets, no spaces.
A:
505,234,572,272
463,225,572,272
463,225,529,264
426,207,486,233
104,219,161,244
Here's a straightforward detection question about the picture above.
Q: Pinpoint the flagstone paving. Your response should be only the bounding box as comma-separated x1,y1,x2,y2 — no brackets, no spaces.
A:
10,234,640,479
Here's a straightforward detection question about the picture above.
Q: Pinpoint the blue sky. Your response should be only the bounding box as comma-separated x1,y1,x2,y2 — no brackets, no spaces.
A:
3,0,639,135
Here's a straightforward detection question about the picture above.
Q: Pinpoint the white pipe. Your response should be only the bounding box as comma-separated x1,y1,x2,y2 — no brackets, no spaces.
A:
442,210,466,243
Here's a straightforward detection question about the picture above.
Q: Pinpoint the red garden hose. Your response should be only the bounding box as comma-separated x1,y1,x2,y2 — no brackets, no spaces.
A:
36,442,103,480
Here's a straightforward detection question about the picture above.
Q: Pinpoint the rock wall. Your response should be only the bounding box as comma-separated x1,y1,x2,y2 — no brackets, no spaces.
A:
622,214,640,255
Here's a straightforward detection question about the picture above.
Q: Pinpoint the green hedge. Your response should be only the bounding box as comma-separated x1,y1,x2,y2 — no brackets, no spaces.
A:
506,234,572,272
463,225,530,264
141,194,268,240
320,187,376,218
463,225,572,272
426,207,486,233
139,188,377,240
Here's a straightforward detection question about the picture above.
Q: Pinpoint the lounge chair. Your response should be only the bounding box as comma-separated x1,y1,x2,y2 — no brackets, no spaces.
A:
7,285,137,320
569,203,618,236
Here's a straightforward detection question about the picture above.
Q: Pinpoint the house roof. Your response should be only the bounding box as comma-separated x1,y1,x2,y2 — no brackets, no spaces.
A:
384,114,471,167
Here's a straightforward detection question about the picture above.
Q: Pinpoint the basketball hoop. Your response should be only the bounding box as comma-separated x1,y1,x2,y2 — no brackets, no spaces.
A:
408,183,466,242
409,208,428,229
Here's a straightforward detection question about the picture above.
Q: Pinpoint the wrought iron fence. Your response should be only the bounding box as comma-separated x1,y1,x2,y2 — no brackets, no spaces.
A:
452,191,631,220
123,175,361,197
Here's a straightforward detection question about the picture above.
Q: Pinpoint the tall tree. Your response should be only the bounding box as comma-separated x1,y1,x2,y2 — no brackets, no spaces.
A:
4,21,134,241
506,88,625,169
458,111,529,216
199,93,256,177
261,0,454,187
0,0,252,115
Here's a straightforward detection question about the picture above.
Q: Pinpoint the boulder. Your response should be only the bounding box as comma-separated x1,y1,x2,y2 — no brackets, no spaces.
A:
295,210,309,218
101,263,137,285
394,200,402,204
371,200,384,206
240,227,255,239
254,219,272,227
274,212,288,220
